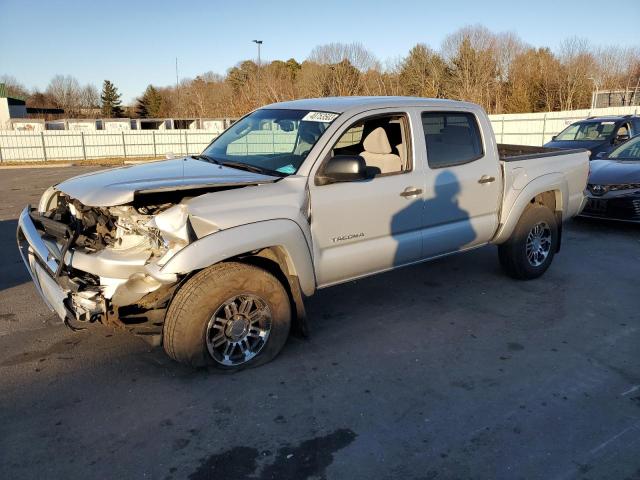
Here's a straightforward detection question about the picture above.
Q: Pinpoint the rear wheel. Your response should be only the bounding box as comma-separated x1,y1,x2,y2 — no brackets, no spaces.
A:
498,204,558,280
163,262,291,370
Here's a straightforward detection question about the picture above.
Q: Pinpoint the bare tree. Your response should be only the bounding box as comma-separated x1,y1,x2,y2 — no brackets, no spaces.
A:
493,32,527,112
261,59,299,103
442,25,500,111
305,42,380,97
556,37,595,110
296,61,331,98
308,42,378,71
594,46,640,105
361,63,404,96
46,75,82,115
0,75,29,98
79,84,99,110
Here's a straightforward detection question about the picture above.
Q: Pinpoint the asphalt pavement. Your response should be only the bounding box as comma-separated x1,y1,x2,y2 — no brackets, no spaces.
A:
0,166,639,480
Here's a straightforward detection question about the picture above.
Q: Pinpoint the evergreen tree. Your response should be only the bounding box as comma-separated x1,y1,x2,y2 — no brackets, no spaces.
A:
136,85,163,118
101,80,123,118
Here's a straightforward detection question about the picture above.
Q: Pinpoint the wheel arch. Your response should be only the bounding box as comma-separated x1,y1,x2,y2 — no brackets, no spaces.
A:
160,219,315,334
233,246,309,336
495,174,566,246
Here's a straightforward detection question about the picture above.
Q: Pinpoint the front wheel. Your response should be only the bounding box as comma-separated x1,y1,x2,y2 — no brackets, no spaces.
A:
163,262,291,370
498,204,558,280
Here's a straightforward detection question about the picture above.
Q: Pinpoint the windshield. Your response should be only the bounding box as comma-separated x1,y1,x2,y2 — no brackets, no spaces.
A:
608,135,640,160
555,121,617,141
201,108,338,176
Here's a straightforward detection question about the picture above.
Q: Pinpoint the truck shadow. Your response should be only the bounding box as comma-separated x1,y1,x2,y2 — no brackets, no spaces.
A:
391,170,477,267
0,219,30,292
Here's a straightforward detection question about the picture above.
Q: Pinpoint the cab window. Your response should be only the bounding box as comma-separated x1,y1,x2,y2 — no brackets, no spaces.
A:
422,112,484,168
331,114,410,176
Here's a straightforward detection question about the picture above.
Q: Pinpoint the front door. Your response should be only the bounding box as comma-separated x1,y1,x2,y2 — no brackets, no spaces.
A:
309,112,425,287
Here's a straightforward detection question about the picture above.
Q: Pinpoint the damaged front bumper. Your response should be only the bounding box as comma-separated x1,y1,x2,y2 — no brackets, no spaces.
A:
17,206,99,327
17,206,178,338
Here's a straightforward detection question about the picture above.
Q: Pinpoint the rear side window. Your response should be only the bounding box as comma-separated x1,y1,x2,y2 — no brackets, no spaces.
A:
422,112,483,168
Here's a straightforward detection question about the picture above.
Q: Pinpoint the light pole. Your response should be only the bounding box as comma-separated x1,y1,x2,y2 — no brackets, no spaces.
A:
252,40,263,104
252,39,263,65
588,76,600,110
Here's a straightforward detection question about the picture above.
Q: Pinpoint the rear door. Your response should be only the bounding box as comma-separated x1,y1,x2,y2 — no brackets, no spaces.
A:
308,110,425,287
418,109,502,257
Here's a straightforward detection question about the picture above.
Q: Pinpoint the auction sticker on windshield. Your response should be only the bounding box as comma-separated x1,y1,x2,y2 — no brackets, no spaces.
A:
302,111,339,122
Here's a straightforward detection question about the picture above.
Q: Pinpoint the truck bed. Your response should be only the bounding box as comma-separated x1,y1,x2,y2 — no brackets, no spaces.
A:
498,144,587,162
496,144,590,241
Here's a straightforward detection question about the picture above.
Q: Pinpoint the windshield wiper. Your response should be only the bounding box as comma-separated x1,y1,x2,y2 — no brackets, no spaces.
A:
219,160,285,177
191,154,221,165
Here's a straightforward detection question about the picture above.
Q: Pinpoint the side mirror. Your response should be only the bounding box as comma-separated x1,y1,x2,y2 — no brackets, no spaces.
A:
317,155,367,185
551,135,557,141
595,151,607,159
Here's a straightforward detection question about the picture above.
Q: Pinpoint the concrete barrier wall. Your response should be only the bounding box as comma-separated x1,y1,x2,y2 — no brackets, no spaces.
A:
2,105,640,162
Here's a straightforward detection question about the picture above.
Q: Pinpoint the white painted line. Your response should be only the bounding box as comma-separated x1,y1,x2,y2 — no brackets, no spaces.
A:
621,385,640,396
589,422,640,455
0,163,72,170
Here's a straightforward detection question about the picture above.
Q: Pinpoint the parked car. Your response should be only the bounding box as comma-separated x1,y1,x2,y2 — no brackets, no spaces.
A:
581,134,640,222
17,97,589,371
544,115,640,159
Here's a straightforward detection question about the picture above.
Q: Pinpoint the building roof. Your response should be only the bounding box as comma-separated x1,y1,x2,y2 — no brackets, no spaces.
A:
262,96,476,114
0,83,26,101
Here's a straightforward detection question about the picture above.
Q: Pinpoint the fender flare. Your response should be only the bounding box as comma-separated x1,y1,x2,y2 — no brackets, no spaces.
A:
160,219,316,297
493,173,566,244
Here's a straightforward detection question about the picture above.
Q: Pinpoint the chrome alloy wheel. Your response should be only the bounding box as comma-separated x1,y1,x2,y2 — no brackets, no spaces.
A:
206,294,272,366
525,221,552,267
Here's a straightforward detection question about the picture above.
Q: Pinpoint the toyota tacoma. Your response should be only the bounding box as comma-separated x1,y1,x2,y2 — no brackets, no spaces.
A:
17,97,589,370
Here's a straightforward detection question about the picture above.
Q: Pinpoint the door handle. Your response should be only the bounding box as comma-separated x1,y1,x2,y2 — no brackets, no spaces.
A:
400,187,423,198
478,175,496,184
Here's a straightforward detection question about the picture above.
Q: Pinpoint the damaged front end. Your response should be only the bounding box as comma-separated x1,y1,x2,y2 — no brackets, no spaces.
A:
17,190,201,345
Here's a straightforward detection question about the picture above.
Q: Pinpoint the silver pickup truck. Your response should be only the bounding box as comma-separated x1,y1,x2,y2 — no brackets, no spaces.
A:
17,97,589,370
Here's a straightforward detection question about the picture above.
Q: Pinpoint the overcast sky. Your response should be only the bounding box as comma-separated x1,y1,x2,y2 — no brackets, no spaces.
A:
1,0,639,103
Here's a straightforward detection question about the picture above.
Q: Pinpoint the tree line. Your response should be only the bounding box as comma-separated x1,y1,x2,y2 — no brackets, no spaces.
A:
3,25,639,119
1,74,125,118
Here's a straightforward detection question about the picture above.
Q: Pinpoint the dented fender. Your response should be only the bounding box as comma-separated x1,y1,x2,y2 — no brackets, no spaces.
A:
160,219,316,296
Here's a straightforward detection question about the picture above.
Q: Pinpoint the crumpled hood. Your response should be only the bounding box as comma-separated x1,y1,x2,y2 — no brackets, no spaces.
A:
55,158,278,206
589,159,640,185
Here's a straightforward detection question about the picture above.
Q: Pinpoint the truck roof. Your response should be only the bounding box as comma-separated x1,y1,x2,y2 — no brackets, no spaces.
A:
262,96,478,114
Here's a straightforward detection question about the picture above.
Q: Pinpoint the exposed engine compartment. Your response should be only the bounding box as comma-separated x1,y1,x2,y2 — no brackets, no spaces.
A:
34,191,196,343
44,193,176,252
21,168,269,344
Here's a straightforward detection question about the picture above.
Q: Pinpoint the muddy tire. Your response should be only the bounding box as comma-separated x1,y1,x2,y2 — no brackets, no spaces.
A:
163,262,291,370
498,204,558,280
